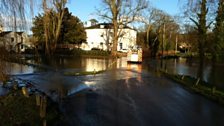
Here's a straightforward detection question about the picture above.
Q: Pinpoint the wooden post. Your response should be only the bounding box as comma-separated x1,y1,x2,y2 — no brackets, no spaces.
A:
40,95,43,118
43,119,47,126
195,78,200,86
212,87,216,94
36,93,41,106
181,75,185,80
40,95,47,118
22,87,29,97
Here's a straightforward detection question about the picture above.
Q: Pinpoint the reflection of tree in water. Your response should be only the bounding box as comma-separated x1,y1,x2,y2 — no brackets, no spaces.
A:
186,56,193,66
58,84,68,101
47,73,70,101
209,64,218,88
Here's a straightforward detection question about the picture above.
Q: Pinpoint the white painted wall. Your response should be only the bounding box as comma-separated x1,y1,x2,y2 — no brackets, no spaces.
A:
85,28,137,51
85,29,112,50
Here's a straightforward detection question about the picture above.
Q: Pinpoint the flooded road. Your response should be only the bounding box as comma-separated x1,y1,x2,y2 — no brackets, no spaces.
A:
58,69,224,126
15,58,224,126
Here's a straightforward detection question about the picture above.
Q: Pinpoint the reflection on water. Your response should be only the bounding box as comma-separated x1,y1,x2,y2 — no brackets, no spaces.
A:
149,58,224,89
125,63,143,88
84,58,108,71
127,63,142,73
8,63,35,75
67,84,89,96
8,57,129,75
9,56,224,89
55,57,128,71
84,81,97,87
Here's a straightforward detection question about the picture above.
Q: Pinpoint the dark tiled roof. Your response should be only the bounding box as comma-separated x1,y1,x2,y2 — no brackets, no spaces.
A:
16,32,24,35
85,23,133,30
0,31,12,37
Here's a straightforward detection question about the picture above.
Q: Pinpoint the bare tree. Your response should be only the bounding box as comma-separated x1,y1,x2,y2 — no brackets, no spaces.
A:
97,0,148,56
0,0,34,31
141,7,165,49
144,7,178,56
102,29,113,51
42,0,67,55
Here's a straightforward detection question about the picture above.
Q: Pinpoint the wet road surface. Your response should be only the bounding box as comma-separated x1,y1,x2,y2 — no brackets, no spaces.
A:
17,68,224,126
0,85,8,96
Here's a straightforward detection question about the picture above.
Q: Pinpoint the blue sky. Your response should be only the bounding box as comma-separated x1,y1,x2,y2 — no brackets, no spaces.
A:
67,0,180,22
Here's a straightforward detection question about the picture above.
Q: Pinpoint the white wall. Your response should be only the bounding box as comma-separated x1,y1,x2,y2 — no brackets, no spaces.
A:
85,28,136,51
85,29,112,50
117,29,137,51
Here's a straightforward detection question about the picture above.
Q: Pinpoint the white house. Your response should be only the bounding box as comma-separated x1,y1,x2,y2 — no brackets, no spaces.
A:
83,23,137,52
0,31,30,52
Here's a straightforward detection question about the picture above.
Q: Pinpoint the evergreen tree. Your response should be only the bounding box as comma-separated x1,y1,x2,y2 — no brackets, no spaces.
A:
213,0,224,61
32,8,86,52
189,0,208,80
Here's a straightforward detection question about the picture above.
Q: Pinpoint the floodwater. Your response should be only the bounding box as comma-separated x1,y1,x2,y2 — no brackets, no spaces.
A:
146,58,224,89
10,57,224,89
6,57,224,126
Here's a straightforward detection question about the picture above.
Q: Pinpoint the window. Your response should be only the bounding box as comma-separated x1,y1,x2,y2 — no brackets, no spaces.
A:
11,37,14,42
119,43,123,50
21,44,24,49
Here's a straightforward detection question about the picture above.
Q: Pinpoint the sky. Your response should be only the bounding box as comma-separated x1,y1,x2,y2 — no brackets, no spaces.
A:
2,0,179,33
66,0,180,22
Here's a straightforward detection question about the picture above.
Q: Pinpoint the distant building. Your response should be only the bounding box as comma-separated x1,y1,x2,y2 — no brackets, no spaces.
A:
83,22,137,52
0,31,30,53
0,25,3,33
84,19,98,27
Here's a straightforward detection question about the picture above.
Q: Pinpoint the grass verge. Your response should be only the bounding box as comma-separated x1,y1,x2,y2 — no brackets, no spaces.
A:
64,70,106,76
161,71,224,105
0,90,62,126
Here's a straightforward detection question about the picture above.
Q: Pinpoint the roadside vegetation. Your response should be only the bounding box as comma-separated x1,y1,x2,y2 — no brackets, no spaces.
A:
161,71,224,105
137,0,224,82
69,49,111,57
0,90,61,126
64,70,106,76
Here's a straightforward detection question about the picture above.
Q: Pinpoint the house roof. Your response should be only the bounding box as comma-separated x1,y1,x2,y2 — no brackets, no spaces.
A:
0,31,11,37
16,32,24,35
85,23,135,30
0,31,24,37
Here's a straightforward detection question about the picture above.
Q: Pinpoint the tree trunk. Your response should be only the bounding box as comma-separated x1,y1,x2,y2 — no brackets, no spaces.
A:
197,0,207,80
197,44,204,79
111,0,119,57
112,21,118,56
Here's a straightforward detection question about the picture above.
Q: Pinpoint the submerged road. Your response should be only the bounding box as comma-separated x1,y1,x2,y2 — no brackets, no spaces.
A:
17,66,224,126
60,68,224,126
